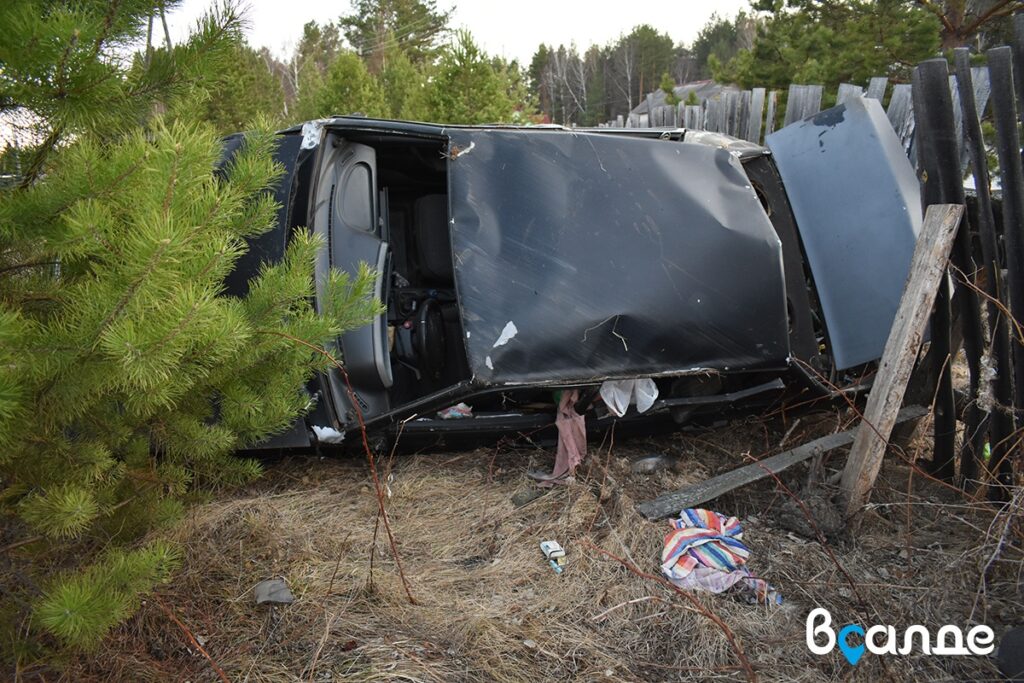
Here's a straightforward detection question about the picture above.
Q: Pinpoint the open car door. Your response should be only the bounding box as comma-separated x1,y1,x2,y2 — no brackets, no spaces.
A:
312,137,392,427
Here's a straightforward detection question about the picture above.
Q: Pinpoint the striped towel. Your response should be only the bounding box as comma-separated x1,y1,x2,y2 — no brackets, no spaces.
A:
661,508,781,605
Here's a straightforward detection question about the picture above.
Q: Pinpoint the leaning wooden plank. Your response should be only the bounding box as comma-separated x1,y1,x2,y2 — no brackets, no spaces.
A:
635,406,927,521
840,204,964,518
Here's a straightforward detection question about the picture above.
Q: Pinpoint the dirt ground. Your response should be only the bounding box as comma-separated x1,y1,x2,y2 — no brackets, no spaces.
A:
69,408,1022,682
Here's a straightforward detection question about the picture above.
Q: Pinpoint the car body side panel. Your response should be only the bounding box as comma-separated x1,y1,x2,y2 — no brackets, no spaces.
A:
446,129,790,386
766,96,923,370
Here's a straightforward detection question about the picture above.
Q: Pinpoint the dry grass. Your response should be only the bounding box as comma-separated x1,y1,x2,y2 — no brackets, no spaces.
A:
68,413,1021,682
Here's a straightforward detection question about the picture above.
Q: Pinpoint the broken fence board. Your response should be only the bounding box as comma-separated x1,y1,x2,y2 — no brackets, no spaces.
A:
840,204,964,517
866,77,888,101
784,84,823,126
635,406,927,521
836,82,864,104
887,84,915,156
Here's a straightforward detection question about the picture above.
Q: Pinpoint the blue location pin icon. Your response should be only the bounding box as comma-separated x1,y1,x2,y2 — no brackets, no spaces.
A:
837,624,866,665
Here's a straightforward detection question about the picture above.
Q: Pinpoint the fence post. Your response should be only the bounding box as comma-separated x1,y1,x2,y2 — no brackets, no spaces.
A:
914,58,986,484
784,84,823,126
954,48,1015,490
886,84,915,156
988,47,1024,495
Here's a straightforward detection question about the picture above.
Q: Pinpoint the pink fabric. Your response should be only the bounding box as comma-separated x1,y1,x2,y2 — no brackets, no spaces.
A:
547,389,587,483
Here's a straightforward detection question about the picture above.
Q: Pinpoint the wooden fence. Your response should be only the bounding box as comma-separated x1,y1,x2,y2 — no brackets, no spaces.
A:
604,70,993,159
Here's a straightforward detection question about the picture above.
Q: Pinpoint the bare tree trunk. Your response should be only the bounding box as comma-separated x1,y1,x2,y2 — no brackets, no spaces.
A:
159,1,172,49
144,13,154,67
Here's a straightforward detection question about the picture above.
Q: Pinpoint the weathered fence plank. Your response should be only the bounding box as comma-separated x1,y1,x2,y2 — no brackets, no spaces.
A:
724,92,738,136
765,90,779,136
954,48,1013,488
886,83,915,154
836,83,864,104
684,104,703,130
705,96,725,133
747,87,766,143
866,77,888,101
784,84,823,126
989,46,1024,462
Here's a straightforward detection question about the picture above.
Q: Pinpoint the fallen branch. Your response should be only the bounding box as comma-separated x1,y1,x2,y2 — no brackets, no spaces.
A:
155,597,230,683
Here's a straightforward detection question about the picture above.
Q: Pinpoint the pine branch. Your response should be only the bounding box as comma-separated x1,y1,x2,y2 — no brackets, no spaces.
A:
162,141,181,218
18,125,64,189
92,0,122,59
0,261,59,277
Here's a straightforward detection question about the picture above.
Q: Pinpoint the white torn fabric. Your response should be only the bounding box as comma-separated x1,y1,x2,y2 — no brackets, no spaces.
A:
312,426,345,444
599,378,659,417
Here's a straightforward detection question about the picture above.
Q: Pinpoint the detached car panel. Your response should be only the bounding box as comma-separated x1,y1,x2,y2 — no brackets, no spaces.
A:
767,96,922,370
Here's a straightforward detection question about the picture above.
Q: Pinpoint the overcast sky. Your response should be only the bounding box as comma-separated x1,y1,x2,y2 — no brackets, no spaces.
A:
164,0,752,64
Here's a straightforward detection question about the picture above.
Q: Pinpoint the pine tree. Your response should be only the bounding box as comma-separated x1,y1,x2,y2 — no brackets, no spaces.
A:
660,72,679,106
201,41,286,133
0,0,378,664
715,0,941,89
315,51,389,118
426,31,518,124
340,0,452,72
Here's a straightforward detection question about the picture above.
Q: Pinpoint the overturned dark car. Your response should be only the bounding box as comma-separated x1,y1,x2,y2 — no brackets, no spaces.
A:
226,96,923,450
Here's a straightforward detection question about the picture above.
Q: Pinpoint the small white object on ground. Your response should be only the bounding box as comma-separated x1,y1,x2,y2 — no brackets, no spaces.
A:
312,426,345,444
